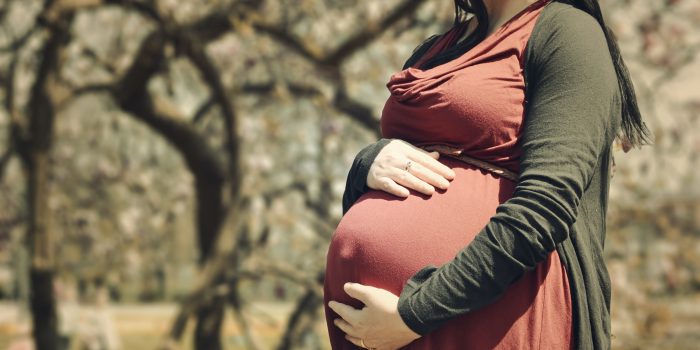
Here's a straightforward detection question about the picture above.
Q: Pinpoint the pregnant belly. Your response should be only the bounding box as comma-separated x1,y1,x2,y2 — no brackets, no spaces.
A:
328,157,516,295
323,157,572,349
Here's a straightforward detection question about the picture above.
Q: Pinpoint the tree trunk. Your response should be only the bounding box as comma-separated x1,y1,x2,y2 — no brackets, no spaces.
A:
193,177,226,350
18,6,74,349
195,297,225,350
25,139,58,349
110,28,232,350
29,271,58,349
23,39,59,350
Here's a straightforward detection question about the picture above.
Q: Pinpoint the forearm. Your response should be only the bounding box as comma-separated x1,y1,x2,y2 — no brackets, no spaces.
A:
396,188,584,334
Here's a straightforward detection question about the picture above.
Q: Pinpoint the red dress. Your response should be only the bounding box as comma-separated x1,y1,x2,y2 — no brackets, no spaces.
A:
324,1,573,348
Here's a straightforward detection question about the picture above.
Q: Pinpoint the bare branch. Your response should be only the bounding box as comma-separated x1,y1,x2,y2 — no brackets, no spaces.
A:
0,144,12,183
276,283,324,350
333,88,381,136
0,26,40,53
192,97,215,124
110,30,226,179
185,0,429,67
240,82,381,137
1,54,20,182
323,0,428,66
176,30,242,197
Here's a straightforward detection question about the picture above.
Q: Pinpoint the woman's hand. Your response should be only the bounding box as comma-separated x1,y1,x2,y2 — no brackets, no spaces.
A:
328,283,421,350
367,139,456,197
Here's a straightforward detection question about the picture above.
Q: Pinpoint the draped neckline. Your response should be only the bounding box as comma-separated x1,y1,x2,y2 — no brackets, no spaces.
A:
394,0,550,80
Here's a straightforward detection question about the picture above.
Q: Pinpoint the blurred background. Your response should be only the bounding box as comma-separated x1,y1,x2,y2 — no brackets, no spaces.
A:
0,0,698,349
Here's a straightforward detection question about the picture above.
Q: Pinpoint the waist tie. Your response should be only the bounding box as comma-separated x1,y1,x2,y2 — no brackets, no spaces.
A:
417,143,519,182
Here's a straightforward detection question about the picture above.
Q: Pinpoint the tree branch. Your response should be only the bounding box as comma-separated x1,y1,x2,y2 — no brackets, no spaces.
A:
240,82,381,137
323,0,427,66
175,29,242,198
111,30,226,179
187,0,429,67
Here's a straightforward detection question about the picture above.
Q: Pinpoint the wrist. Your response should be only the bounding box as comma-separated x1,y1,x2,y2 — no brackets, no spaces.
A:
396,291,430,336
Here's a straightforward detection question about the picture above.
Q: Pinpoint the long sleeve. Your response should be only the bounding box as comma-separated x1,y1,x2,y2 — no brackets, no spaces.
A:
341,138,393,215
396,6,621,335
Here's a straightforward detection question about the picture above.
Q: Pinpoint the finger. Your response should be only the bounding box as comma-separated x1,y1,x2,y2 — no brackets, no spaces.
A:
404,160,451,190
390,168,436,196
345,335,366,348
344,282,373,304
333,318,360,338
328,301,360,325
376,177,410,198
406,149,456,180
411,152,457,180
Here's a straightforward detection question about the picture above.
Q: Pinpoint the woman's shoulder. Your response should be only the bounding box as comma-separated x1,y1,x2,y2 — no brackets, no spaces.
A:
538,0,602,28
529,0,609,54
525,0,618,89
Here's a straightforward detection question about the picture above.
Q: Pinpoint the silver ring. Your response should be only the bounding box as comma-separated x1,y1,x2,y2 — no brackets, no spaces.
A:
404,160,413,172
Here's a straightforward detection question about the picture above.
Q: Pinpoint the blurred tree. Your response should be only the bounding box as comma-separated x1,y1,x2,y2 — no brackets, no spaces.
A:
5,1,79,348
0,0,697,349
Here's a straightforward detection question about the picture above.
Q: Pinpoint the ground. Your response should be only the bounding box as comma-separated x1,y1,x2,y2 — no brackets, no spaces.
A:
1,297,699,349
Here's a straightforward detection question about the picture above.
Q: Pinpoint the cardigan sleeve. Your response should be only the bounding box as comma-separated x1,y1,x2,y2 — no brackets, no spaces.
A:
341,138,393,215
395,6,621,335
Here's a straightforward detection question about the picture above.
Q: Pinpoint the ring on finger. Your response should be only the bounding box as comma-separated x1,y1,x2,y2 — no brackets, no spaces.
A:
404,160,413,172
360,339,374,350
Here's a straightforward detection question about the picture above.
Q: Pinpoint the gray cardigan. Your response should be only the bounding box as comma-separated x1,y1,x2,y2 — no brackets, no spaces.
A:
340,1,622,349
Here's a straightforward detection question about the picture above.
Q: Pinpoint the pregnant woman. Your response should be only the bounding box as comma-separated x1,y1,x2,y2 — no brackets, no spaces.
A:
324,0,651,349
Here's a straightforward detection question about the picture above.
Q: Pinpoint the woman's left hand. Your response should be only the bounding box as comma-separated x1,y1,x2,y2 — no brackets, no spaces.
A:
328,282,421,350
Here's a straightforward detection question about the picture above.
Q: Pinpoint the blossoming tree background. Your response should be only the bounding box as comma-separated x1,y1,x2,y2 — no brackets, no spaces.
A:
0,0,698,349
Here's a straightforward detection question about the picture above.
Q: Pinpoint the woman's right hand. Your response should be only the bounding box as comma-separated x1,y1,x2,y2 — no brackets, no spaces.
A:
367,139,457,197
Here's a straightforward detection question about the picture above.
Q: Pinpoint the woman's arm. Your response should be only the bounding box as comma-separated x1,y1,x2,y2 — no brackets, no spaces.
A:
342,138,393,215
396,6,621,335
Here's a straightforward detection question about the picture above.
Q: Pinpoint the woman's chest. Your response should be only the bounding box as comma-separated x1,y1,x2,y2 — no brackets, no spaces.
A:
380,54,527,153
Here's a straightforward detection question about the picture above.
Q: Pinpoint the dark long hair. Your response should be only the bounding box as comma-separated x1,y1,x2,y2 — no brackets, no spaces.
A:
403,0,652,150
